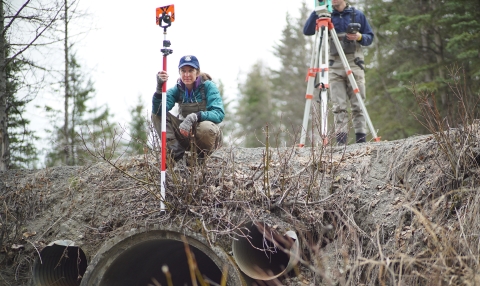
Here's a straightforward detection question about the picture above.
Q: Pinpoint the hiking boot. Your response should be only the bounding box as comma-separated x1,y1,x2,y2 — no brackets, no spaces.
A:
163,141,185,169
173,157,188,172
198,152,208,166
185,151,206,167
355,133,366,143
336,132,348,146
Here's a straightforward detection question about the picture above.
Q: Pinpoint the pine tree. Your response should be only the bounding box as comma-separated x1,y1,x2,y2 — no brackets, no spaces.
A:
215,79,236,146
235,61,277,147
442,0,480,83
44,53,115,166
125,95,148,155
270,2,313,146
6,52,39,169
364,0,480,139
77,103,116,165
0,0,63,170
361,0,426,139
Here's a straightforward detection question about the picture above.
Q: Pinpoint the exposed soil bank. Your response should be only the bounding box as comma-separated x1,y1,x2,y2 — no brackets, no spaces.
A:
1,126,479,285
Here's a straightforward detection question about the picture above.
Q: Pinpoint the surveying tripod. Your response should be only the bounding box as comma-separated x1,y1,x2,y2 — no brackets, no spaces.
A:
299,1,380,147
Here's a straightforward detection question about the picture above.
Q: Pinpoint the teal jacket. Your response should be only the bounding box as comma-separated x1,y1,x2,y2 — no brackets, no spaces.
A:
152,77,225,124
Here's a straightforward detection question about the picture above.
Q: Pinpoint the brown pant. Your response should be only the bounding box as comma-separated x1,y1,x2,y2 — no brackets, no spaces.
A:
152,113,222,161
329,55,367,134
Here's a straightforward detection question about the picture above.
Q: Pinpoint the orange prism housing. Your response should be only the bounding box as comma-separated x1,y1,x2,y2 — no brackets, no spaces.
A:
156,4,175,25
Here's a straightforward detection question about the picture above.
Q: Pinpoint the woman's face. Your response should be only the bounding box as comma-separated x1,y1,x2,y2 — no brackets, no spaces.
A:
179,65,198,86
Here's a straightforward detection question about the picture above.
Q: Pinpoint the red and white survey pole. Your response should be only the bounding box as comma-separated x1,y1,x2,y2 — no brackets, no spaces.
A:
156,5,174,214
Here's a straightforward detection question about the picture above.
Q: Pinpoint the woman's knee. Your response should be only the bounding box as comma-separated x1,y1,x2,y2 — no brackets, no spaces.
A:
195,122,221,151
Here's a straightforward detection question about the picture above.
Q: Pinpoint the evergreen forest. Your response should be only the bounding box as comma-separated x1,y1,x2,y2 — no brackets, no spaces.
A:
1,0,479,169
235,0,480,147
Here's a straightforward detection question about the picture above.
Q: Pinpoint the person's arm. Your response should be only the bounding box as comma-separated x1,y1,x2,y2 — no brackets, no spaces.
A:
303,11,318,36
199,81,224,124
152,84,177,116
357,11,374,46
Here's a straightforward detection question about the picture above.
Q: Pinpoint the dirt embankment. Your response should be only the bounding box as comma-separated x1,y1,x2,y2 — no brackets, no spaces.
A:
1,125,479,285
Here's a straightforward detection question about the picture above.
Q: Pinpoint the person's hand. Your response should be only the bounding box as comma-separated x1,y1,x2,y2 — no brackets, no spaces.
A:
156,71,169,94
346,32,361,42
179,113,198,137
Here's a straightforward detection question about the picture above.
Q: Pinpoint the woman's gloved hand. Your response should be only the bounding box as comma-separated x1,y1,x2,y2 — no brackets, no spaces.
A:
156,71,169,94
179,113,198,137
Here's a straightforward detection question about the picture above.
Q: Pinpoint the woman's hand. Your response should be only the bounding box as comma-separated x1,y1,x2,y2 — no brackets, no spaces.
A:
179,113,198,137
156,71,169,93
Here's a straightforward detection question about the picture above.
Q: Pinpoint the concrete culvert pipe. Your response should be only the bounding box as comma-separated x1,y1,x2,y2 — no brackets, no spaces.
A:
80,228,245,286
33,240,87,286
232,221,300,281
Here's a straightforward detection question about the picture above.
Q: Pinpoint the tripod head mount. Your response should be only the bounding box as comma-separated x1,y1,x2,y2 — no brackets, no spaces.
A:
161,40,173,56
314,0,332,17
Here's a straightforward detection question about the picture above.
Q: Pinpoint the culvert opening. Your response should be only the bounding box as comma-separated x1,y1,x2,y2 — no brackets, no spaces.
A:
232,221,299,281
80,229,244,286
100,239,222,286
33,240,87,286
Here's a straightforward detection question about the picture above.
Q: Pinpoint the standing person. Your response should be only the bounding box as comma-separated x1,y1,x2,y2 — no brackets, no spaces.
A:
152,55,224,165
303,0,374,144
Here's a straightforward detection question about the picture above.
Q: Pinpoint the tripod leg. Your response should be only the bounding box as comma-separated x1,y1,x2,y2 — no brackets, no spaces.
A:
319,29,329,146
319,89,329,145
329,29,380,142
299,29,321,147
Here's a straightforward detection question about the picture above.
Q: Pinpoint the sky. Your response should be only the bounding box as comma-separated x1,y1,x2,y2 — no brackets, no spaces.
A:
23,0,311,160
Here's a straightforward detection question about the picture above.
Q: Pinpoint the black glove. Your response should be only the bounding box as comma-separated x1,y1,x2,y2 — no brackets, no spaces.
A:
156,73,166,94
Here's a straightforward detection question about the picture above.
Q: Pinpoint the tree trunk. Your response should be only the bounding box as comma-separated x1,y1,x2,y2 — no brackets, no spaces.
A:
0,1,10,171
430,1,446,106
63,0,70,165
433,31,446,105
421,28,432,83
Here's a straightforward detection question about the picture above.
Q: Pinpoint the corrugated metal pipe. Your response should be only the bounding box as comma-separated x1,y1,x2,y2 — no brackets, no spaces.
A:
33,240,87,286
232,221,300,281
79,228,245,286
